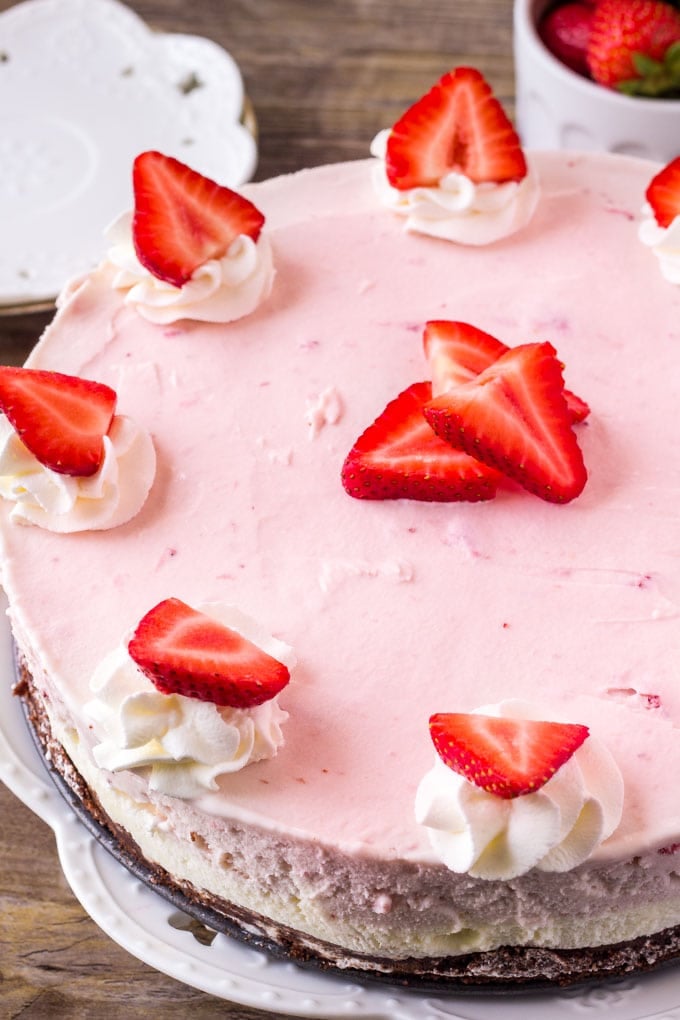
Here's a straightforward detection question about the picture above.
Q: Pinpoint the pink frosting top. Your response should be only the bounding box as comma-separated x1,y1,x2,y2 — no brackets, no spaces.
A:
2,152,680,863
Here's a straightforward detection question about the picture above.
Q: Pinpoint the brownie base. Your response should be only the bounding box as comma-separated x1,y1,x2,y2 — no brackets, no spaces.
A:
14,659,680,993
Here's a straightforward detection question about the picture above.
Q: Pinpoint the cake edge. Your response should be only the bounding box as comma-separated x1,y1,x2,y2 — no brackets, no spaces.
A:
13,657,680,993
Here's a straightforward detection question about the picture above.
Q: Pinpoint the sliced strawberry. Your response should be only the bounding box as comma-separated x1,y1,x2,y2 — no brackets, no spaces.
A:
341,382,501,502
132,151,265,288
562,388,590,425
429,712,590,799
0,366,116,477
423,342,588,503
385,67,527,191
646,156,680,228
128,598,290,709
424,320,509,393
424,320,590,424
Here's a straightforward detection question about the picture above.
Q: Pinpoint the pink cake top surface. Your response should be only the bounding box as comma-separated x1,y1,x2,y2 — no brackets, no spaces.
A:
2,152,680,863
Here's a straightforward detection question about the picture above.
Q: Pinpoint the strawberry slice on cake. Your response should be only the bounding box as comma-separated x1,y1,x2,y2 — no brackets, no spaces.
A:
424,320,590,424
128,597,291,709
0,366,116,477
423,341,588,503
384,66,527,190
639,156,680,284
429,711,590,799
645,155,680,228
132,151,265,287
341,381,501,502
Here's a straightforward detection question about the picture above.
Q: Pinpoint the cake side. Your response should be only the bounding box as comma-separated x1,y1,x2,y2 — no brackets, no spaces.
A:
15,659,680,986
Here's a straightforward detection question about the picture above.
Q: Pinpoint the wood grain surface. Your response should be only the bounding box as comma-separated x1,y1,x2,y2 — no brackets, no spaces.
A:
0,1,515,1016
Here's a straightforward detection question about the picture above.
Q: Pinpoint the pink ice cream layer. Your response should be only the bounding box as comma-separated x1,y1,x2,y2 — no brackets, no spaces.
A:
2,152,680,866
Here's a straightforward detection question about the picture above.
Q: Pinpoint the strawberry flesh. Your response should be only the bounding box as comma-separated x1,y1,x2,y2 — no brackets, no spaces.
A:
424,320,590,424
423,341,588,504
132,151,265,288
0,366,116,477
424,320,507,393
341,381,501,502
429,712,590,799
385,66,527,190
128,598,290,709
646,156,680,228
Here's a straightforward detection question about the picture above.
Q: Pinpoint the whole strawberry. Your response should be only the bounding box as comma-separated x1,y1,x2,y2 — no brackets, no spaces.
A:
587,0,680,96
538,2,596,78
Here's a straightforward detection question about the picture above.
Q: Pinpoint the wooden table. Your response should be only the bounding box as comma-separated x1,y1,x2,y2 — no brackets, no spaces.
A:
0,1,515,1015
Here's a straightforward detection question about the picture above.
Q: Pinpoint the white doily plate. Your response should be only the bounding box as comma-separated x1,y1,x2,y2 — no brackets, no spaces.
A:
1,595,679,1017
0,0,257,310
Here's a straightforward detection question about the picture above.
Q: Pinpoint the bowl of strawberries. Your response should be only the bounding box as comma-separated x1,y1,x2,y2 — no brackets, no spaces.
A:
514,0,680,161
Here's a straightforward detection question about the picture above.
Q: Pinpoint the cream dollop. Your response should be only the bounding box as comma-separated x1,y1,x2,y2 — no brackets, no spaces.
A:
105,211,275,324
0,415,155,532
85,603,295,799
415,701,623,880
370,130,539,245
639,207,680,284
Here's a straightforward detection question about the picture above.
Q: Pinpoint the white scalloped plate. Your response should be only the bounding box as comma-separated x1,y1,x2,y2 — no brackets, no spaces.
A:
0,0,257,310
1,594,679,1016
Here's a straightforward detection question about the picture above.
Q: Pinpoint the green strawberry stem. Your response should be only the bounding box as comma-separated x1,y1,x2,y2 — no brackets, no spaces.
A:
617,41,680,96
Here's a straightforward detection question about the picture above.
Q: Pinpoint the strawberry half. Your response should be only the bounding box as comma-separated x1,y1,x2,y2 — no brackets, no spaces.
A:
128,598,290,709
0,366,116,477
385,66,527,191
132,151,265,288
423,342,588,504
341,381,500,502
429,712,590,799
424,320,590,424
646,156,680,228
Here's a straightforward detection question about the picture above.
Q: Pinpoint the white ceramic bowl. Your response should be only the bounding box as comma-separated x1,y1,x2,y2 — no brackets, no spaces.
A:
514,0,680,162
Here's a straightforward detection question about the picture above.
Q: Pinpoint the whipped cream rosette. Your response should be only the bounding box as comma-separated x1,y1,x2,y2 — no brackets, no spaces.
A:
0,367,154,532
107,151,274,324
87,599,295,799
639,215,680,284
416,700,624,880
371,67,539,243
639,155,680,284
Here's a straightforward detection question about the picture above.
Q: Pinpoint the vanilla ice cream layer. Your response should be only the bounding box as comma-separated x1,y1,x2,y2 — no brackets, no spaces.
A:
2,154,680,957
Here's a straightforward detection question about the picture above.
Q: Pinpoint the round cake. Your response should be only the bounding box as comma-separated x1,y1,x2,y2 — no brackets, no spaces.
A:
2,126,680,987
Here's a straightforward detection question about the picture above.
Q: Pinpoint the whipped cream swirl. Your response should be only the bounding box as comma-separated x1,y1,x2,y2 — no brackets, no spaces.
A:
0,415,155,532
370,130,539,245
415,701,623,880
86,603,294,799
639,207,680,284
105,211,275,324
